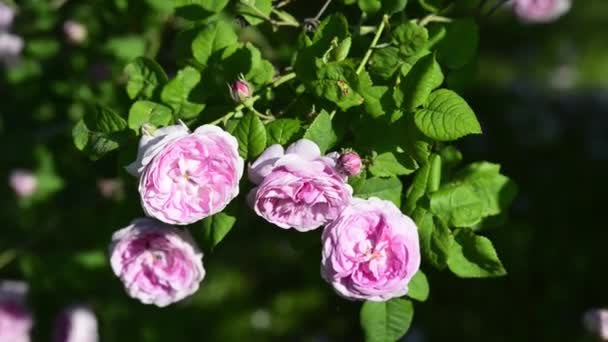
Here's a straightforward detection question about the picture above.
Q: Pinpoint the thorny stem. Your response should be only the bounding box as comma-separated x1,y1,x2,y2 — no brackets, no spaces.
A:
356,14,389,75
209,72,296,126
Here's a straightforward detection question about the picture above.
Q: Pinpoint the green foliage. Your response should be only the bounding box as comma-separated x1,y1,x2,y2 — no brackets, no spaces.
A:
447,229,506,278
125,57,168,100
127,101,173,133
200,206,237,252
350,176,403,207
266,119,302,146
360,299,414,342
233,111,267,159
303,110,337,154
407,270,430,302
72,105,129,160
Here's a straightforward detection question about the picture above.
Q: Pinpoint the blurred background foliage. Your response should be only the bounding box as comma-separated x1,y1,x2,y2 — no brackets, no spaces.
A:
1,0,607,341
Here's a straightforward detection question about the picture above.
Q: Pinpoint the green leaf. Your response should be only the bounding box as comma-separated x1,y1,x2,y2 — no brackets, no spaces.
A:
436,19,478,69
392,22,428,57
382,0,407,14
369,152,417,177
429,162,517,228
369,47,402,80
430,183,484,227
124,57,168,100
414,89,481,141
447,228,506,278
127,101,173,133
235,0,272,26
407,270,429,302
174,0,229,19
72,106,128,160
192,20,238,67
160,66,205,120
266,119,302,146
404,162,431,215
400,54,444,111
233,112,267,160
358,0,382,13
413,208,453,270
303,110,337,154
360,298,414,342
200,210,237,252
350,176,403,207
105,36,146,61
310,60,364,111
358,71,389,118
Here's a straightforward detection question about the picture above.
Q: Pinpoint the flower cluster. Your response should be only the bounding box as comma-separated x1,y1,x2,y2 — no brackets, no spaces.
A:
109,121,420,306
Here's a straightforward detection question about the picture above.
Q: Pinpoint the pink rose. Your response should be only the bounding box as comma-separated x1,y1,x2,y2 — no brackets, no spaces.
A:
583,309,608,340
229,78,252,102
248,139,352,232
513,0,571,22
8,169,37,198
0,281,32,342
0,32,23,66
127,124,244,225
54,305,98,342
321,197,421,301
109,218,205,307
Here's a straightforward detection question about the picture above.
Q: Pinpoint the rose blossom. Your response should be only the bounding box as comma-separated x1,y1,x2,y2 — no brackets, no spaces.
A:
321,197,421,301
0,280,32,342
54,305,98,342
9,169,37,198
513,0,571,23
126,123,244,225
109,218,205,307
583,308,608,341
0,32,23,67
248,139,352,232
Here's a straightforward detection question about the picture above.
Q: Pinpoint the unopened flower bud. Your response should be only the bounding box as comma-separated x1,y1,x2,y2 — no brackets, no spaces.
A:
229,78,252,102
337,151,362,177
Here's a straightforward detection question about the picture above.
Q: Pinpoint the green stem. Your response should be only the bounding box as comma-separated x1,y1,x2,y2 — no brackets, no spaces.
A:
418,14,452,26
209,72,296,126
428,154,442,192
356,14,389,75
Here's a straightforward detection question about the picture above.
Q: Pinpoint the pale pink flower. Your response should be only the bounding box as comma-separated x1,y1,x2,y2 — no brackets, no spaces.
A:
9,169,37,198
513,0,571,22
109,218,205,307
63,20,87,44
0,3,15,30
0,281,32,342
127,124,244,225
0,32,23,67
54,305,98,342
584,308,608,341
248,139,352,232
321,197,421,301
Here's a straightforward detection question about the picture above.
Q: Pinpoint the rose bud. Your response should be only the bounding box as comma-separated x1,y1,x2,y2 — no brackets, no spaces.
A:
0,280,33,342
337,151,362,177
109,218,205,307
126,124,244,225
54,305,98,342
321,197,421,301
229,78,252,102
247,139,352,232
8,169,37,198
63,20,87,44
0,3,15,30
513,0,571,23
583,309,608,341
